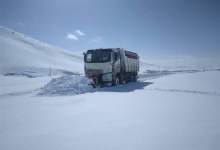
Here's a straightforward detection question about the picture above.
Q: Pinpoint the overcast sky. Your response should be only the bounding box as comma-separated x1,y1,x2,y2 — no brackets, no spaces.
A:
0,0,219,57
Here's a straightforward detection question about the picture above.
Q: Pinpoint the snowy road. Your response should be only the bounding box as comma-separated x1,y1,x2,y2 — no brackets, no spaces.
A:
1,70,220,150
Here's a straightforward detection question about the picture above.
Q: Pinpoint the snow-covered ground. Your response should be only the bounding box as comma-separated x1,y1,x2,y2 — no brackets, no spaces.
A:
1,71,220,150
0,27,220,150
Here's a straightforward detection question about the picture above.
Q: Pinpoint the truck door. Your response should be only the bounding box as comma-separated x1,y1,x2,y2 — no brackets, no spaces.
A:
119,50,126,73
113,52,120,74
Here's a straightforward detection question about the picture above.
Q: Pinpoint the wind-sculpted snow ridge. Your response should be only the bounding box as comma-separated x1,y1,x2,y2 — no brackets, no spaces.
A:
38,75,94,96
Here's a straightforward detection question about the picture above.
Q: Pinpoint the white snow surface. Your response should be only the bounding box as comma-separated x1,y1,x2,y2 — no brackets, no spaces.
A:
1,71,220,150
0,27,220,150
0,75,51,96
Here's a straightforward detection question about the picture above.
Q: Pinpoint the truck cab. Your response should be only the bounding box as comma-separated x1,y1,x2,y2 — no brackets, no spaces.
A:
84,48,139,87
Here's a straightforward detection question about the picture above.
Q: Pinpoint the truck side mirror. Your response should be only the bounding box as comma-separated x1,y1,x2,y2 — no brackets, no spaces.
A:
83,52,86,61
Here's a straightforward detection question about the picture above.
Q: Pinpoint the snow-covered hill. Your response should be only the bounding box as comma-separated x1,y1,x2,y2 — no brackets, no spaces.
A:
0,26,83,75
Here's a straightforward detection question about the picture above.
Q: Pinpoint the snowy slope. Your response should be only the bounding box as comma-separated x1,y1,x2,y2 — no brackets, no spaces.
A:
0,26,83,75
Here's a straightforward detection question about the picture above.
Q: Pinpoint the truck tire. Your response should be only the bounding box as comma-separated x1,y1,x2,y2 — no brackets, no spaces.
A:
131,74,138,82
113,76,120,86
92,84,96,88
119,75,126,84
134,74,138,82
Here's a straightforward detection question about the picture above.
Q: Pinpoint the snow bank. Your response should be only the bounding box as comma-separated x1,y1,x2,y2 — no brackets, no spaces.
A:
38,75,94,96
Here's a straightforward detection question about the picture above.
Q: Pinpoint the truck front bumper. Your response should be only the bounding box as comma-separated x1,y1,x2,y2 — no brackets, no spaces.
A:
87,73,113,87
102,73,112,82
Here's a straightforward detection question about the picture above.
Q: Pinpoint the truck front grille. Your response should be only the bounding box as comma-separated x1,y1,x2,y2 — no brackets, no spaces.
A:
86,69,103,76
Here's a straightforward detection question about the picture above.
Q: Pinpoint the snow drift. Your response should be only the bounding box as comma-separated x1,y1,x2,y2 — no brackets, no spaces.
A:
38,75,93,96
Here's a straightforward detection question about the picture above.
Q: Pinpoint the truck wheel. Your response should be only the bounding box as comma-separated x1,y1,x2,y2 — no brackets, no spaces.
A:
131,74,137,82
134,75,138,82
121,77,126,84
116,77,119,85
92,84,96,88
119,75,124,84
113,76,120,86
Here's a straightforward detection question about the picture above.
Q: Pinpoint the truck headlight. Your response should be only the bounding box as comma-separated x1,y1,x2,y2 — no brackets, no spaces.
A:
102,73,112,81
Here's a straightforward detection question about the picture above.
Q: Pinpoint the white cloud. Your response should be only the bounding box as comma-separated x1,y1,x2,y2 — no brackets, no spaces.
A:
91,36,103,43
75,29,85,36
66,33,78,40
17,22,25,27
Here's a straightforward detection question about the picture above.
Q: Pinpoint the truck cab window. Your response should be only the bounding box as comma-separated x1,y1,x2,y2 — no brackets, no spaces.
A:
102,53,109,62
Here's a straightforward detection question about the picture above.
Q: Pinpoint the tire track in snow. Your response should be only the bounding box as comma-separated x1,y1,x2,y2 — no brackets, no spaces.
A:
0,90,37,98
148,88,220,96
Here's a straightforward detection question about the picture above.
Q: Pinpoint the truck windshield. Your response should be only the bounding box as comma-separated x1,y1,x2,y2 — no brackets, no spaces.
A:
85,50,112,63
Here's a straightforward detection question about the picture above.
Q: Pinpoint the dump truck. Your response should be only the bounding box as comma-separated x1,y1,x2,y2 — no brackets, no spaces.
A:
84,48,139,87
